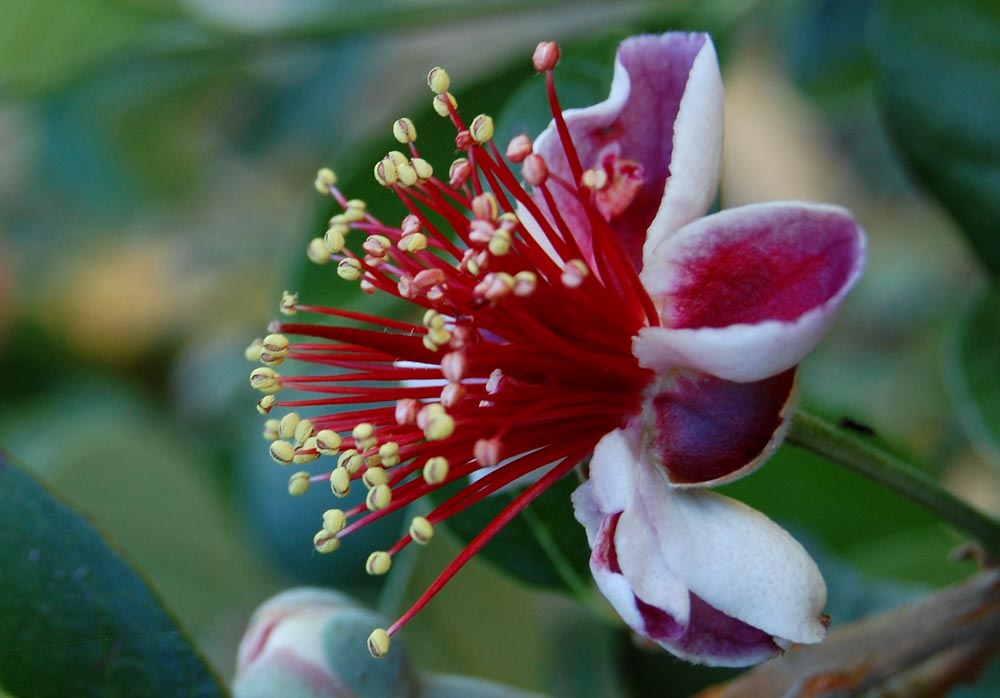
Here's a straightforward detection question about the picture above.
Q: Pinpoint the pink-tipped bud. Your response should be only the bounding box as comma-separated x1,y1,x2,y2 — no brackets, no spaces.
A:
506,134,533,163
522,154,549,186
533,41,560,72
455,129,473,150
474,437,502,468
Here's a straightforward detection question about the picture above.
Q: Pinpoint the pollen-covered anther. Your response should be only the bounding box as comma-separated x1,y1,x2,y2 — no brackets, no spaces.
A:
449,158,472,188
409,516,434,545
313,529,341,554
522,153,549,186
418,404,455,441
322,508,346,534
262,419,280,441
344,199,367,221
339,448,364,474
307,238,330,265
474,437,502,468
374,157,398,187
513,270,538,297
395,398,419,425
561,259,590,288
427,66,450,94
324,224,347,254
244,338,264,362
315,429,342,455
532,41,560,72
314,167,337,194
470,114,494,144
278,412,300,440
368,628,390,659
396,161,418,187
294,419,316,446
362,234,393,258
398,231,428,252
471,192,500,221
423,326,452,352
582,167,609,191
423,456,449,484
337,257,363,281
260,333,289,366
392,117,418,144
488,229,512,256
250,367,282,394
257,395,277,415
411,158,433,182
352,422,376,450
366,484,392,511
329,466,351,496
506,134,533,163
293,437,320,464
377,442,401,468
280,290,298,316
433,92,457,118
362,465,389,489
288,471,312,496
269,440,296,465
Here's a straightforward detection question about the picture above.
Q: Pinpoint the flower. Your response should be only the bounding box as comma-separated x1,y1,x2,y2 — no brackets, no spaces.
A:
246,32,865,664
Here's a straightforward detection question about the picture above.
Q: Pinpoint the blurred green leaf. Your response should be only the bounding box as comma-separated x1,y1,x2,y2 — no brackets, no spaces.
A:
870,0,1000,279
0,0,169,94
0,452,228,698
440,474,591,593
945,288,1000,469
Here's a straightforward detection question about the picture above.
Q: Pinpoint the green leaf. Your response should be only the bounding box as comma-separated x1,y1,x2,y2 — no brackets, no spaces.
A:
945,288,1000,469
440,474,592,594
0,452,228,698
870,0,1000,278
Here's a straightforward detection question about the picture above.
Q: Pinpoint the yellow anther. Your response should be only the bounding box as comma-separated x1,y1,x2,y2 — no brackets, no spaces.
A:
324,225,347,254
366,483,392,511
366,550,392,575
337,257,363,281
244,338,264,362
411,158,433,182
257,395,277,415
368,628,391,659
313,529,341,554
338,448,363,474
423,413,455,441
288,471,311,496
280,290,298,316
260,333,290,366
423,456,450,485
322,508,347,534
396,162,418,187
314,167,337,194
362,234,392,258
250,367,281,394
471,192,500,221
307,237,331,265
364,453,382,468
378,442,401,468
582,167,609,190
398,232,428,252
433,92,457,118
427,327,451,347
352,422,376,450
262,418,280,441
294,419,315,445
423,309,444,329
409,516,434,544
513,270,538,297
374,157,398,187
393,117,418,143
346,198,367,211
427,67,450,94
362,466,389,489
269,440,296,465
340,204,366,224
386,150,408,166
315,429,342,455
562,259,590,288
279,412,301,440
293,437,320,464
488,229,512,256
329,467,351,497
470,114,495,144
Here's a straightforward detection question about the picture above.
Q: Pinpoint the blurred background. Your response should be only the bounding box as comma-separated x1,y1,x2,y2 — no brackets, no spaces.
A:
2,0,998,695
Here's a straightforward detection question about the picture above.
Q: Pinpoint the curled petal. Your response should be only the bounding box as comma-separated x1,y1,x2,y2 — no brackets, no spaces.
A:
637,202,866,381
643,369,796,487
530,32,722,270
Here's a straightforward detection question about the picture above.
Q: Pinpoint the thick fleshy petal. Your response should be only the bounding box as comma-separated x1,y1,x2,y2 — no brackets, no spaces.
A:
529,32,722,271
642,369,796,486
637,202,865,381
